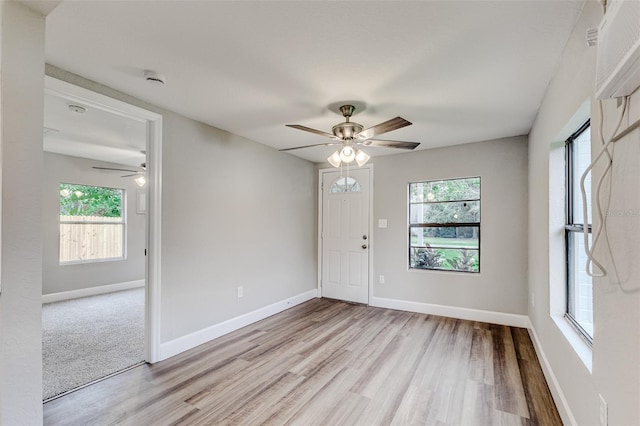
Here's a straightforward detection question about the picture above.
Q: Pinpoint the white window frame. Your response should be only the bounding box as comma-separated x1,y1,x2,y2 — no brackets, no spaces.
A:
408,176,481,273
564,120,593,344
59,183,126,265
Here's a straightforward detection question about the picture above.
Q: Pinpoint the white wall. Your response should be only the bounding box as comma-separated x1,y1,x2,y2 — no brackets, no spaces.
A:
529,1,640,424
44,65,318,345
0,1,46,423
371,136,529,315
42,153,145,295
159,111,317,341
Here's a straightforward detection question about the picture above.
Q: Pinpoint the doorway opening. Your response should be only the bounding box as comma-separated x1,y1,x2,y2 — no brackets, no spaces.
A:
42,76,162,401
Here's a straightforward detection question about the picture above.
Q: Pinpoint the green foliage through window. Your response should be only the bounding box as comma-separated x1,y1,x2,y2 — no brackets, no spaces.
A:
409,177,480,273
60,184,123,217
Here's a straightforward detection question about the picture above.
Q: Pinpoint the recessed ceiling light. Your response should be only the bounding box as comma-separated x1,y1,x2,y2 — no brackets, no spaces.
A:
144,70,166,85
68,104,87,114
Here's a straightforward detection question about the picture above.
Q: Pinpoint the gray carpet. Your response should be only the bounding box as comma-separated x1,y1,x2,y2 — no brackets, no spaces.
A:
42,288,145,400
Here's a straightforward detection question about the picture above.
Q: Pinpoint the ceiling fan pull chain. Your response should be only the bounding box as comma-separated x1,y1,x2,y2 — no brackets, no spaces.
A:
346,161,350,190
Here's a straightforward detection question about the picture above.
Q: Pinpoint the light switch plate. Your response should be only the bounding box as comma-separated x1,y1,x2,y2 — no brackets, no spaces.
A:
378,219,388,228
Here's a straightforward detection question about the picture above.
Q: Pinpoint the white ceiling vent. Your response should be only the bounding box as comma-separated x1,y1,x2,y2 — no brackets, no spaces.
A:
144,70,166,85
68,104,87,114
595,0,640,99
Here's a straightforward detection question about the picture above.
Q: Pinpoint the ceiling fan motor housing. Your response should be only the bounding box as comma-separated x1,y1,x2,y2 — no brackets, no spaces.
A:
332,122,363,139
332,104,363,139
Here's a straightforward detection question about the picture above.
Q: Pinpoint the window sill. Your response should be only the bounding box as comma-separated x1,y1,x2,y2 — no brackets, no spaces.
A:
408,267,481,276
551,314,592,373
60,256,126,266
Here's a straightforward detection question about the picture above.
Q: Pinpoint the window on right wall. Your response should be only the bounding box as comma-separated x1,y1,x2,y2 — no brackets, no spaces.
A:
409,177,480,273
565,120,593,343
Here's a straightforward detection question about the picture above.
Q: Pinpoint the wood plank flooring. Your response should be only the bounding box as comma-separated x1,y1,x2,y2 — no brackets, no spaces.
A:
43,298,562,426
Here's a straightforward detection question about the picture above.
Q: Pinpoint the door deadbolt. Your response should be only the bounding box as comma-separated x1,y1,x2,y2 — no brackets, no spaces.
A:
362,235,368,240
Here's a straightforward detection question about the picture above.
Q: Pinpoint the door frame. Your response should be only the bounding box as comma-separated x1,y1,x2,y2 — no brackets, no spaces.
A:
44,76,163,363
317,165,374,305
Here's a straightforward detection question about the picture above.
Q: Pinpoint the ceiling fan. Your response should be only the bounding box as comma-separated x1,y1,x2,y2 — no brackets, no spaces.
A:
92,163,146,187
281,105,420,167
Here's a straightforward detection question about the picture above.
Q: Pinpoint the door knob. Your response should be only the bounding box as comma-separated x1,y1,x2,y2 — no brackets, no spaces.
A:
362,244,368,249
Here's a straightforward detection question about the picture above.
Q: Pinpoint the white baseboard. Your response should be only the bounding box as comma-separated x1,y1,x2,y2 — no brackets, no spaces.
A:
527,320,577,426
159,289,318,361
370,296,529,328
42,279,145,304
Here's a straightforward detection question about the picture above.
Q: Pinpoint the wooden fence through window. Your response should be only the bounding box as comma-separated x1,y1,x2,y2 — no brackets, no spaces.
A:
59,215,124,263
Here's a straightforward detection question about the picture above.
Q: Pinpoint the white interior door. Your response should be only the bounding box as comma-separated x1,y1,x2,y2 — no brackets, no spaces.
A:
321,168,370,304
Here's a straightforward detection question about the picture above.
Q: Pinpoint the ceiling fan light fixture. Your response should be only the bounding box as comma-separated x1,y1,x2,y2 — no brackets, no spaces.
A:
339,145,356,163
355,149,370,167
134,175,147,187
328,151,342,168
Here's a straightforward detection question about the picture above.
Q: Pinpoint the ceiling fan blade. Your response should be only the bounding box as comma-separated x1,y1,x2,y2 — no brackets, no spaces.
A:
286,124,338,139
121,172,143,177
279,142,341,152
92,166,141,173
356,117,412,140
359,139,420,150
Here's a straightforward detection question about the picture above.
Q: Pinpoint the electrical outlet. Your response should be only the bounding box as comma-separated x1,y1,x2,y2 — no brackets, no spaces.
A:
599,394,608,426
379,275,385,284
237,286,243,298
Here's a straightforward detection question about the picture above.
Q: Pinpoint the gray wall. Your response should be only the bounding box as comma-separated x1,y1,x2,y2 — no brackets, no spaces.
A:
371,136,529,314
159,113,317,341
42,153,146,295
529,1,640,424
0,2,47,422
45,65,317,344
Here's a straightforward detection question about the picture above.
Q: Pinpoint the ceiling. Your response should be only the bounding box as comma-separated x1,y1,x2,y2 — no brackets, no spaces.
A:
45,1,584,164
44,90,146,167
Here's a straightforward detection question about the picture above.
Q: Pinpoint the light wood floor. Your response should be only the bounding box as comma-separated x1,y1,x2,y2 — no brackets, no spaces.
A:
44,298,561,425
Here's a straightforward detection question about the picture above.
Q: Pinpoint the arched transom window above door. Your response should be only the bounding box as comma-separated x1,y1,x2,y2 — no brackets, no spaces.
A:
330,176,361,193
